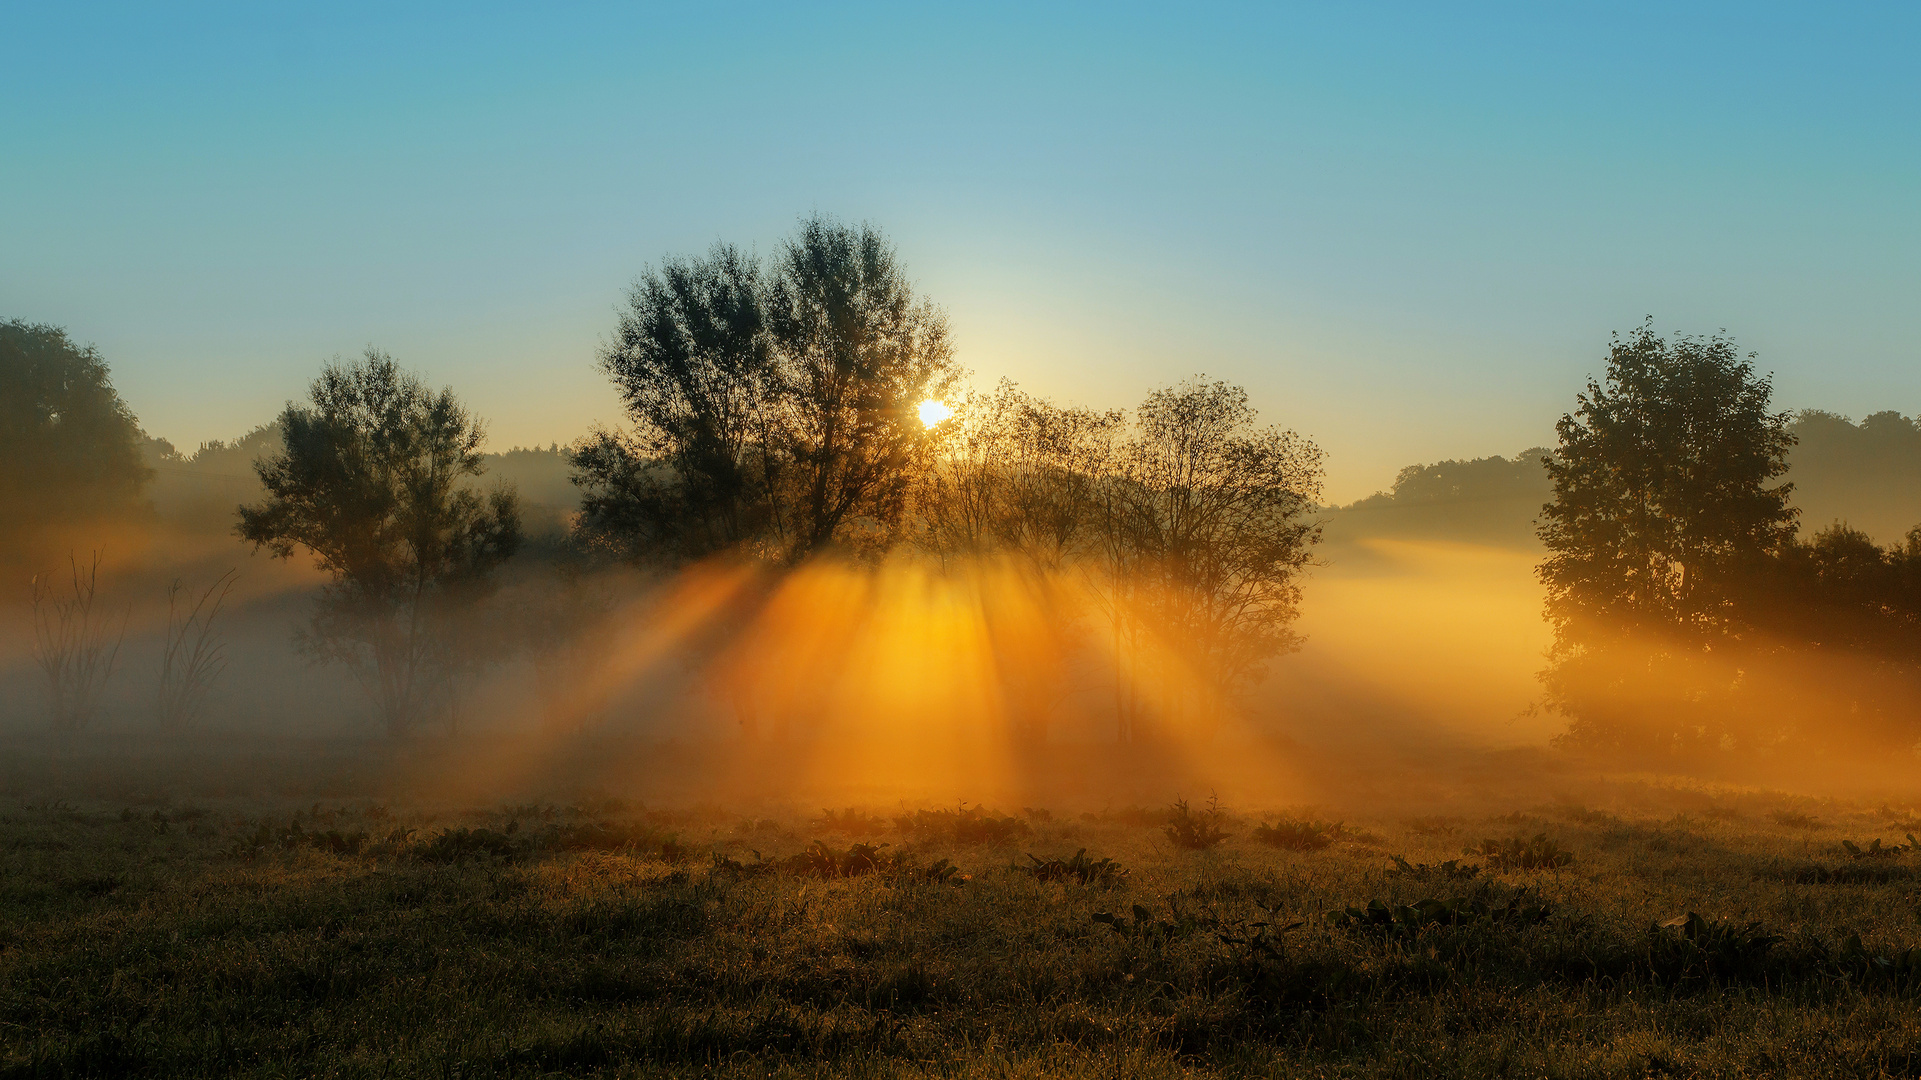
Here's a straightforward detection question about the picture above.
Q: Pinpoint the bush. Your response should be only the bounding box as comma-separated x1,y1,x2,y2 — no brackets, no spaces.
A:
1254,818,1340,851
1164,797,1230,851
1467,833,1573,870
894,805,1029,846
1023,849,1127,887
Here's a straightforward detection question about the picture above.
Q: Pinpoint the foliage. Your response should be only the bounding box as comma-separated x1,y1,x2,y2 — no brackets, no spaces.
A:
1646,912,1780,983
815,808,888,837
1326,890,1552,936
1387,855,1482,882
1538,323,1797,752
575,215,959,563
1023,849,1127,887
1466,832,1574,870
0,320,150,565
1163,797,1231,850
1118,380,1326,716
1253,817,1344,851
893,804,1030,846
237,349,522,735
1841,836,1918,859
575,243,778,562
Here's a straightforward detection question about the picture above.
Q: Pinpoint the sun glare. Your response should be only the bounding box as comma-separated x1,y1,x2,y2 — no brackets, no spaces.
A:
917,398,953,428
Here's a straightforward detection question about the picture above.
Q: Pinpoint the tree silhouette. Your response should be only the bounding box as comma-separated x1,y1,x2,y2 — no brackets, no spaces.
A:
0,320,150,567
574,216,958,563
238,349,521,736
1538,324,1796,752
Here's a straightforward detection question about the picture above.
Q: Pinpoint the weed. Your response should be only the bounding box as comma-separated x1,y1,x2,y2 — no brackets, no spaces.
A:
1647,912,1780,982
1840,836,1917,859
894,804,1029,846
1404,816,1460,837
1254,818,1341,851
1326,890,1552,935
1163,796,1230,850
784,840,890,878
1387,855,1481,882
816,808,888,837
415,827,520,864
1770,809,1820,829
1467,833,1573,870
1023,849,1127,887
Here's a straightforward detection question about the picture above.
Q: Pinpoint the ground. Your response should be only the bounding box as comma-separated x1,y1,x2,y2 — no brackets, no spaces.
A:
2,741,1920,1078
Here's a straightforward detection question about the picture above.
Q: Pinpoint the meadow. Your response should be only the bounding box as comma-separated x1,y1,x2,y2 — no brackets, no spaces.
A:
3,742,1920,1079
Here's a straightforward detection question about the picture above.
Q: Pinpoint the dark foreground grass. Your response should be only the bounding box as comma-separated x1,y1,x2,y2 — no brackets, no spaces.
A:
4,789,1921,1078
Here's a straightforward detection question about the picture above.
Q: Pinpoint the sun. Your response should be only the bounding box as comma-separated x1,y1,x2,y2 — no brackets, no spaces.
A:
917,399,953,428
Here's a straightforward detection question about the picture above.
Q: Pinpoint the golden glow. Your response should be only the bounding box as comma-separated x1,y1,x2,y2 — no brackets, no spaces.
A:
917,398,953,427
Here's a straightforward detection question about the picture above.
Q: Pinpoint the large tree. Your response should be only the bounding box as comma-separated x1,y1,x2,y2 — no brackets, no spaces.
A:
766,215,958,556
0,320,150,565
1538,324,1797,751
575,243,781,561
574,216,958,563
238,350,521,736
1114,380,1324,737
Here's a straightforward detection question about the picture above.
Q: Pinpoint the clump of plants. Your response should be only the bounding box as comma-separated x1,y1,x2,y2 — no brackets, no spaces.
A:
1326,889,1552,936
816,808,888,837
1254,817,1344,851
894,804,1030,846
1387,855,1481,881
1646,912,1780,983
1467,832,1573,870
226,819,375,859
780,840,963,884
1164,796,1231,850
1840,836,1917,859
542,819,684,858
1769,808,1821,830
1023,849,1127,887
1403,816,1460,837
415,826,521,864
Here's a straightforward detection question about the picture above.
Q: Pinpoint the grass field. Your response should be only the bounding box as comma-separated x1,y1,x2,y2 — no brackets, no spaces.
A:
4,747,1921,1078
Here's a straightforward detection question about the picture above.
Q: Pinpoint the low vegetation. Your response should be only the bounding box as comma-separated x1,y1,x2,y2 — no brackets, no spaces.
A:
5,787,1921,1078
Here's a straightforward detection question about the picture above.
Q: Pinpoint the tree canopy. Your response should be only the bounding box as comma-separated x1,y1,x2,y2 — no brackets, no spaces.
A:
0,319,150,564
1537,324,1798,752
238,349,521,735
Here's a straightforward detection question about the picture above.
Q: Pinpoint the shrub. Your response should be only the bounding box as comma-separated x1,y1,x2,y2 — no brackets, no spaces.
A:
894,804,1030,846
1164,797,1230,851
1467,833,1573,870
816,808,888,837
1023,849,1127,887
1254,818,1340,851
1387,855,1481,882
416,827,520,864
1646,912,1780,983
1326,890,1552,936
1840,836,1916,859
1769,809,1820,830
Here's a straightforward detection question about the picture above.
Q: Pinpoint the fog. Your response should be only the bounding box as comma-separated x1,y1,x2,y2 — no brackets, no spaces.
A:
6,407,1921,814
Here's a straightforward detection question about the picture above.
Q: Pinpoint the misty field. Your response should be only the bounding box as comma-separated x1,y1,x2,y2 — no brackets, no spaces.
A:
3,748,1920,1079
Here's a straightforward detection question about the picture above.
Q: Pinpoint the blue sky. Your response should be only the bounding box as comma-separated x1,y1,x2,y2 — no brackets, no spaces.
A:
4,2,1917,500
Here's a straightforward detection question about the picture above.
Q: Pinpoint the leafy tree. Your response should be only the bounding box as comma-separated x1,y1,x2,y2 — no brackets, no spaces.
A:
237,350,521,736
577,243,781,561
1538,324,1797,751
1115,380,1324,735
0,320,150,564
766,215,959,557
574,216,958,562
